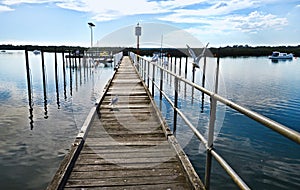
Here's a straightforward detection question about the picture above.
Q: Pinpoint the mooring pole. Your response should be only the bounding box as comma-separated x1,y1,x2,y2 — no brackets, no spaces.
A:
25,49,34,129
62,52,67,100
179,57,182,76
201,56,207,112
191,64,196,104
41,50,48,119
185,56,188,78
54,50,60,108
174,57,177,74
69,50,73,96
173,77,179,134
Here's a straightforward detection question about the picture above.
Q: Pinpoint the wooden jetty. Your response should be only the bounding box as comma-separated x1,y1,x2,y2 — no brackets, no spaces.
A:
47,56,204,189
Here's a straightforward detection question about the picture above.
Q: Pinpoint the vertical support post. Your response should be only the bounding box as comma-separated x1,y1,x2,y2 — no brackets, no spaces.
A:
147,60,150,87
41,50,48,119
69,51,73,96
25,49,32,106
75,56,77,69
179,57,182,76
170,56,173,72
152,62,155,97
184,57,188,98
160,67,163,100
79,56,82,86
62,52,67,100
174,57,177,74
68,51,71,68
204,56,220,190
192,65,196,83
191,64,196,104
75,57,78,92
173,77,178,133
25,49,34,130
54,50,60,108
144,59,146,82
201,56,207,112
185,56,188,78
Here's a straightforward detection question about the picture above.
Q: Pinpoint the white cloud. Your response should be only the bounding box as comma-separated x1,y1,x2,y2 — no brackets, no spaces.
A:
231,11,288,33
1,0,54,5
0,5,14,12
83,0,169,21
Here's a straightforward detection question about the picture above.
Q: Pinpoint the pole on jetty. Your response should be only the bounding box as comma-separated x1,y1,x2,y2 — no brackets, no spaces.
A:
160,67,163,100
173,77,179,133
88,22,95,47
62,52,67,100
41,50,48,119
201,56,207,112
54,50,60,109
25,49,34,130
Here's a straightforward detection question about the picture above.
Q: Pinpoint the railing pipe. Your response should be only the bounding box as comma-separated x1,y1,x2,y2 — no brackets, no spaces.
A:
173,77,179,133
211,150,250,190
131,53,300,190
205,56,220,189
152,63,155,96
134,54,300,145
160,67,163,100
147,60,150,87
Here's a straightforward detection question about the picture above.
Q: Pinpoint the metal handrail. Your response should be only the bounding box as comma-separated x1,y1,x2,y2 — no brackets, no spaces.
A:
129,52,300,190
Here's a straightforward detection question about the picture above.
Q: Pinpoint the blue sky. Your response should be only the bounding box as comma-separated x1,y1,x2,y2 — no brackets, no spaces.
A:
0,0,299,47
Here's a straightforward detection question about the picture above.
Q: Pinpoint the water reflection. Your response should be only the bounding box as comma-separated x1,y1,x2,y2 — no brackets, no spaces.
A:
24,51,113,130
271,58,293,64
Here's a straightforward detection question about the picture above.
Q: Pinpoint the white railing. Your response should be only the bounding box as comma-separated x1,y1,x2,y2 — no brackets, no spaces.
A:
129,52,300,190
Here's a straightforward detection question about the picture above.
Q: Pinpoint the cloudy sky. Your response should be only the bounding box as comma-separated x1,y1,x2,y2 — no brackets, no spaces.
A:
0,0,299,47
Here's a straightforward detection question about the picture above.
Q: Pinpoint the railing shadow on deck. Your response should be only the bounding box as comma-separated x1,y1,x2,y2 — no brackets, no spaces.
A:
129,52,300,190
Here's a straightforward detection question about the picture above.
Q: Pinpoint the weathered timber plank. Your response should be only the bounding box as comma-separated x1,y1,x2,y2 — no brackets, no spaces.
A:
77,150,175,159
69,168,183,179
65,175,189,188
64,183,190,190
84,139,169,146
72,162,182,172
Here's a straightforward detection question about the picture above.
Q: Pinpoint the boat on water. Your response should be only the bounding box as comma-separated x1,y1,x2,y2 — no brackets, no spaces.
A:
268,51,293,60
33,50,41,55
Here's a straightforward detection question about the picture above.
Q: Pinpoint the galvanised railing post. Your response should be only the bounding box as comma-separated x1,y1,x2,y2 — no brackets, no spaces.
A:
140,57,143,80
143,59,146,82
205,56,220,190
160,67,163,100
173,77,179,133
147,60,150,87
152,63,155,97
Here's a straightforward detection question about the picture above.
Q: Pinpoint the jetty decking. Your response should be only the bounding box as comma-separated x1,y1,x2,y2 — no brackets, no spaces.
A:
48,56,204,190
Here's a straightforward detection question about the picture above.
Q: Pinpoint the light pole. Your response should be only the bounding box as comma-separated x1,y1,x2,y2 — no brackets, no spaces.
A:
88,22,95,47
135,23,141,54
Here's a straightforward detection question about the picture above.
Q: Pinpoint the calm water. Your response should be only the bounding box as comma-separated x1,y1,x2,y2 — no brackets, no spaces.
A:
153,56,300,189
0,51,114,189
1,52,299,189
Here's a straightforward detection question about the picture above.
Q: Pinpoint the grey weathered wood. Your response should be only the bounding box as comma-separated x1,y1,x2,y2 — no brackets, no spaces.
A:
48,56,205,190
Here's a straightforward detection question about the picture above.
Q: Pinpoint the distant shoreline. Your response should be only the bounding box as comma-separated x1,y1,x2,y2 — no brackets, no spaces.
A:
1,44,299,57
